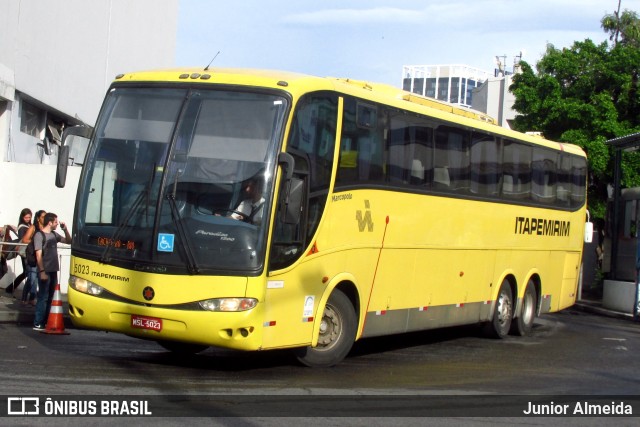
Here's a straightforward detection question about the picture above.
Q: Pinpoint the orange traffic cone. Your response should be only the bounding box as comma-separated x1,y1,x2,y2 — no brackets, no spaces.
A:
43,283,70,335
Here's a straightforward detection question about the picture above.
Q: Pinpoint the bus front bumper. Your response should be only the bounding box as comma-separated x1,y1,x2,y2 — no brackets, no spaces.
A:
67,288,264,351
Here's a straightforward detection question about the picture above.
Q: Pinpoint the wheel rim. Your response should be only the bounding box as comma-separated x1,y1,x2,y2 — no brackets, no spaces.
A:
317,303,342,349
496,289,512,328
521,288,535,325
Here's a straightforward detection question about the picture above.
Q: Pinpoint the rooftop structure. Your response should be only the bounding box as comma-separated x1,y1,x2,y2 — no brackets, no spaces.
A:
402,65,494,108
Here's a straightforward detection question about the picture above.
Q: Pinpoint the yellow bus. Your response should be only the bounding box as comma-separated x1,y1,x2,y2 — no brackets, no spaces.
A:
58,68,589,367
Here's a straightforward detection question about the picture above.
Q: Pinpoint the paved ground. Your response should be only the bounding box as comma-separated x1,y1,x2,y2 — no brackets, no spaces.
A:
0,287,70,326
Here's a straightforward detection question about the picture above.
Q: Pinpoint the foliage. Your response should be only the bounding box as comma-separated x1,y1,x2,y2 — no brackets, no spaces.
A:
509,8,640,220
602,8,640,47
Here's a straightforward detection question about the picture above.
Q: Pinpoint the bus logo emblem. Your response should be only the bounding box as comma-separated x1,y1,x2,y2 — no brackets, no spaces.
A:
143,286,155,301
356,200,374,232
157,233,174,252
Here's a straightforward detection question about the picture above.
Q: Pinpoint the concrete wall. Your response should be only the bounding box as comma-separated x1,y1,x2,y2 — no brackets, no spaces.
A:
603,280,636,313
0,0,178,123
471,75,517,129
0,0,178,291
0,0,178,226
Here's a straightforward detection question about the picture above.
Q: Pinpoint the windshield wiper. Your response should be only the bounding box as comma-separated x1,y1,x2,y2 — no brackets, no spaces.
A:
166,192,200,274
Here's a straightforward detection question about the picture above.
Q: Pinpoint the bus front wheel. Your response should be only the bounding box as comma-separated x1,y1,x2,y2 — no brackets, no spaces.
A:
485,280,513,338
295,290,357,368
510,280,537,336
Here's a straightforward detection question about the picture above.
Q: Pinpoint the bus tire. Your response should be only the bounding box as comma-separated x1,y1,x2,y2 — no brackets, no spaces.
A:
158,340,208,355
484,279,513,338
294,290,357,368
510,279,537,336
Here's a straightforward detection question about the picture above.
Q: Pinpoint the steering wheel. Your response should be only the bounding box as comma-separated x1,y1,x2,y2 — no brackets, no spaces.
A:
213,208,249,222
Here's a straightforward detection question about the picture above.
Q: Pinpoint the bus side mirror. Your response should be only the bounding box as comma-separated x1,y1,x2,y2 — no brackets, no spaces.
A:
277,152,302,224
56,126,92,188
584,221,593,243
56,145,70,188
278,152,294,180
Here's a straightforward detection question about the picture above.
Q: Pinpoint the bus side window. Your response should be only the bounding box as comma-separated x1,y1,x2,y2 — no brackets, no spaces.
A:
388,114,433,188
531,149,557,204
434,126,470,193
570,156,587,208
470,132,500,196
502,140,531,200
336,98,385,186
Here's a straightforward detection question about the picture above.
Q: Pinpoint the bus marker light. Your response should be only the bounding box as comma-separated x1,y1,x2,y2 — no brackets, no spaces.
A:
263,321,276,327
307,242,319,255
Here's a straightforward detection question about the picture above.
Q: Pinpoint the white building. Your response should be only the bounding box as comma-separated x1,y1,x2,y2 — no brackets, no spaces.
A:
402,63,518,129
0,0,178,289
471,74,517,129
402,65,493,108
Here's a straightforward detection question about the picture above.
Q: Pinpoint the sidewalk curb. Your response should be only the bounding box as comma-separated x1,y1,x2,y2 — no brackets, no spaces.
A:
0,294,71,327
572,301,635,321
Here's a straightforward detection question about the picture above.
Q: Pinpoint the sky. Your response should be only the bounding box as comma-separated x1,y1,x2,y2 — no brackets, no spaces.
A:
175,0,640,87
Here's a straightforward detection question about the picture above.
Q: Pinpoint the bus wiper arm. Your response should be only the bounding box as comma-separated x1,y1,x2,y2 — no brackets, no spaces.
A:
166,193,200,274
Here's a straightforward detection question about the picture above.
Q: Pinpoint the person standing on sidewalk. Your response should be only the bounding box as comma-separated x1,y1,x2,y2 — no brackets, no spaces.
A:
33,212,71,331
4,208,32,296
21,210,46,306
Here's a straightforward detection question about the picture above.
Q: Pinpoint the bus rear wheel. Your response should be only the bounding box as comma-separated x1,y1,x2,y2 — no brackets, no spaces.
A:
484,279,513,338
295,290,357,368
510,279,537,336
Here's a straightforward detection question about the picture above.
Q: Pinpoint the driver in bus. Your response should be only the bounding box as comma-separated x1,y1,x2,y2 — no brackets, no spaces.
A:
230,174,265,225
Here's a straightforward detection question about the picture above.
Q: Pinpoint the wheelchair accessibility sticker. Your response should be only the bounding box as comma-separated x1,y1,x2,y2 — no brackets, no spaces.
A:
157,233,175,252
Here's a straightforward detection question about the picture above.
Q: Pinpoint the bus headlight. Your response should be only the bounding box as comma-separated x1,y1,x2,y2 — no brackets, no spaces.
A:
199,298,257,312
69,275,104,296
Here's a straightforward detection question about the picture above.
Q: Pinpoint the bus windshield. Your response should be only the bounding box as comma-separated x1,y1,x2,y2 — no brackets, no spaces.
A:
75,86,288,274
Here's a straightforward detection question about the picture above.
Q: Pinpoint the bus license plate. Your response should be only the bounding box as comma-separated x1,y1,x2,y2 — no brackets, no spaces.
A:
131,314,162,332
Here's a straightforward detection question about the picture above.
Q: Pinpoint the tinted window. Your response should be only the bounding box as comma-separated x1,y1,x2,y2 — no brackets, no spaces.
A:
470,132,500,196
502,140,531,200
336,99,385,186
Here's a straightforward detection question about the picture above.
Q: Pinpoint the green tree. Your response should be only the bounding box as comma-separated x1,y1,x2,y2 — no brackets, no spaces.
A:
510,10,640,219
602,3,640,47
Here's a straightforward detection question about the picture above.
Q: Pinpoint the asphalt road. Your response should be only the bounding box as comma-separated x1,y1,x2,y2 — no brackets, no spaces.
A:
0,308,638,426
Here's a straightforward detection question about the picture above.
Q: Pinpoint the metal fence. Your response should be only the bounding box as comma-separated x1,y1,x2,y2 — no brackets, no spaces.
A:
1,242,71,294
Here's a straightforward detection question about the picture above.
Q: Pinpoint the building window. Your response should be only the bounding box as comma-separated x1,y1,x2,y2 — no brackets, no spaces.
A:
20,101,42,137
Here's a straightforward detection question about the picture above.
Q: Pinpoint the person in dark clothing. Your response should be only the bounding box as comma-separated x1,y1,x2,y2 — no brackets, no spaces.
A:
33,212,71,330
20,209,46,305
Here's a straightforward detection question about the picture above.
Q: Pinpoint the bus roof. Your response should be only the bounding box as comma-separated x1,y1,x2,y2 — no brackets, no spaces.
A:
113,67,586,158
